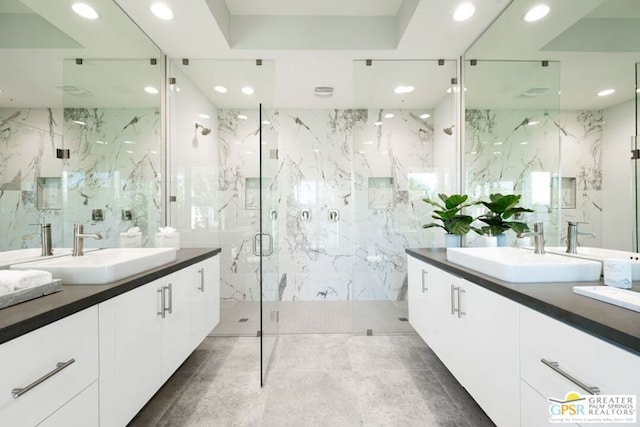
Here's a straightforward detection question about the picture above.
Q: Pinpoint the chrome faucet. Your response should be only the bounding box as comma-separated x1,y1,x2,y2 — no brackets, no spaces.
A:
519,222,545,254
73,223,102,256
40,223,52,256
566,221,596,254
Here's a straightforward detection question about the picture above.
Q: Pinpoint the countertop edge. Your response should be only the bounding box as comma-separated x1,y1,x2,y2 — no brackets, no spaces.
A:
406,248,640,356
0,248,221,345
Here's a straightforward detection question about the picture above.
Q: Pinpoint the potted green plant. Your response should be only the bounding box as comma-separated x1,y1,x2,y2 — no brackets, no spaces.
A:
422,193,480,247
477,193,533,246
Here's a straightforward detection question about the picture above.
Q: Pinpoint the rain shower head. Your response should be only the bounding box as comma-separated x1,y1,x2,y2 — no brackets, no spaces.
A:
443,124,456,136
195,122,211,135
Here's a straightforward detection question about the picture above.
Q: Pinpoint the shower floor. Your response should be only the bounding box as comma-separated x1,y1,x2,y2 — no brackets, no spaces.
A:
211,300,414,336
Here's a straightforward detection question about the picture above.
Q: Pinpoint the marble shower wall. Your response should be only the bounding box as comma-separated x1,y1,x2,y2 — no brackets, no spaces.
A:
465,109,602,247
0,107,161,250
217,109,441,302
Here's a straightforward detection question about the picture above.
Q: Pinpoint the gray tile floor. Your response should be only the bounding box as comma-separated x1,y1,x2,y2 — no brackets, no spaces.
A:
212,301,414,336
129,334,495,426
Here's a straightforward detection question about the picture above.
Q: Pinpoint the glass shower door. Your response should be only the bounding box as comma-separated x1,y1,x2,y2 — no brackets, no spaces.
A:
259,105,279,386
633,63,640,251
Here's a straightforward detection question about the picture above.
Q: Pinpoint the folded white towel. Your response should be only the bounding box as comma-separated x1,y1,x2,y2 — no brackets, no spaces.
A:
158,226,177,234
127,226,141,233
0,283,12,296
0,270,53,290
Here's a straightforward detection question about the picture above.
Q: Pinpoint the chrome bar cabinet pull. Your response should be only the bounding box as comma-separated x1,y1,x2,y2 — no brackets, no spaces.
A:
158,287,165,318
12,359,76,398
541,358,601,395
421,270,428,293
198,268,205,292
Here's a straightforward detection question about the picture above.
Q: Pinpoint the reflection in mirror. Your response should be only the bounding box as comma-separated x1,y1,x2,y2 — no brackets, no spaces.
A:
0,0,161,251
465,0,640,251
464,60,562,247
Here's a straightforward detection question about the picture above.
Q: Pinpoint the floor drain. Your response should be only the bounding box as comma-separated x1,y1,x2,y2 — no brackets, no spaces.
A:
399,317,408,322
238,318,249,322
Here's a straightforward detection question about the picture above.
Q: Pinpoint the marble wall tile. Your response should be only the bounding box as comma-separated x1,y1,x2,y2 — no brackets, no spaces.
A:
465,109,602,247
0,107,160,250
217,108,438,302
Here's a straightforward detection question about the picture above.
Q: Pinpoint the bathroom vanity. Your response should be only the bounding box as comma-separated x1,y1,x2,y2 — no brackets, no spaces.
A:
0,248,220,427
407,248,640,427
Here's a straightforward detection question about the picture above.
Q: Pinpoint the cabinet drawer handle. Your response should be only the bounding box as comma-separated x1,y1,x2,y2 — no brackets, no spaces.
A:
158,287,165,318
541,358,601,395
457,288,466,318
12,359,76,399
164,284,173,315
421,270,428,293
450,285,457,315
198,268,205,292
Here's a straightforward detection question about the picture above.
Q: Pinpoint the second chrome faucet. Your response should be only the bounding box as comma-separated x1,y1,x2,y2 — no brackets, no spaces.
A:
73,223,102,256
518,222,545,254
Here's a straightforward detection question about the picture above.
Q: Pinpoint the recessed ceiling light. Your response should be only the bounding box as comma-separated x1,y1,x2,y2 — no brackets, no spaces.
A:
126,150,134,154
384,113,394,119
237,114,248,120
363,141,374,145
199,114,210,119
523,4,550,22
214,85,227,93
72,3,99,20
527,120,540,126
74,120,86,125
394,85,415,94
520,141,528,145
150,3,174,20
314,149,320,153
453,2,475,22
494,142,503,145
262,120,270,125
493,151,501,155
359,151,365,154
144,86,159,94
419,113,430,119
314,86,334,97
123,140,135,144
241,86,254,95
470,151,477,154
597,88,615,97
96,140,106,144
374,121,383,126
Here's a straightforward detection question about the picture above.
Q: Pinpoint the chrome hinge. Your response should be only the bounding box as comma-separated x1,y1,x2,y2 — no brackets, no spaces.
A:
631,149,640,160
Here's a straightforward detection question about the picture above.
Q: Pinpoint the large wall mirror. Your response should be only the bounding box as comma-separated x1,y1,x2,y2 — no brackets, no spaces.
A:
465,0,640,251
0,0,161,251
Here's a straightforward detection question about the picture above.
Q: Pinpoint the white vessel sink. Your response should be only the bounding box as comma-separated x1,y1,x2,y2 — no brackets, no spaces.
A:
10,248,177,285
545,247,640,280
0,248,97,269
446,247,602,283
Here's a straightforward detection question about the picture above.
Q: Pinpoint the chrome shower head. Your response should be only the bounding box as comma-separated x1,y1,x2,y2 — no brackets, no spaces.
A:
195,122,211,136
443,124,455,135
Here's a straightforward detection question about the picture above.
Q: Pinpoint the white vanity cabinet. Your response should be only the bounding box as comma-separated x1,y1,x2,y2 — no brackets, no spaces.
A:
520,306,640,427
192,255,220,348
99,255,220,427
407,255,520,427
0,306,99,427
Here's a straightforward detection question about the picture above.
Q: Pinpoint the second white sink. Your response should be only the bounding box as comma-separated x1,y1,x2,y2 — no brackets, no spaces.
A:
545,247,640,280
446,247,602,283
11,248,177,285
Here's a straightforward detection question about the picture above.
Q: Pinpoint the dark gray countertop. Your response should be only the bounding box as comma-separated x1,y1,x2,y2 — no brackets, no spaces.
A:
0,248,221,345
407,248,640,356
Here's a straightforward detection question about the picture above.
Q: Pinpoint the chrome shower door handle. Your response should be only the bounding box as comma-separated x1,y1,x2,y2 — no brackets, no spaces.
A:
253,233,273,256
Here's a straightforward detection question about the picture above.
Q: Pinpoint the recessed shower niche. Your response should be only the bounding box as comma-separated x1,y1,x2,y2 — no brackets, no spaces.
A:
368,177,394,209
36,177,62,210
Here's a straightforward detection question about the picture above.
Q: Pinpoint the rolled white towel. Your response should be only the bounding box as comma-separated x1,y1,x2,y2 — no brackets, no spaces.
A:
0,283,13,296
0,270,53,290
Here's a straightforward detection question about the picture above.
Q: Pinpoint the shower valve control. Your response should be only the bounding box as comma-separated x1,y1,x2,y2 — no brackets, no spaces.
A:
328,209,339,222
300,209,311,221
